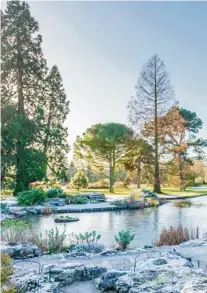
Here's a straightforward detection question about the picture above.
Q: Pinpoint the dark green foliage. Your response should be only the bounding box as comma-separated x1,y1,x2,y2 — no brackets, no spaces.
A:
46,188,65,198
71,171,88,190
74,123,133,192
1,1,70,193
0,203,10,213
114,230,135,250
17,189,46,206
71,195,88,204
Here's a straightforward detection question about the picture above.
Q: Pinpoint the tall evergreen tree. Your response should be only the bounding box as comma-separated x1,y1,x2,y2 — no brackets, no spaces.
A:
1,1,47,193
43,65,70,180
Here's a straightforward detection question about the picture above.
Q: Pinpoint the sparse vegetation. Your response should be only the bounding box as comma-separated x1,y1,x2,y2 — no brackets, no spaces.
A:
1,254,14,286
154,225,201,246
68,231,101,245
1,220,32,245
174,200,192,208
114,230,135,250
33,227,67,254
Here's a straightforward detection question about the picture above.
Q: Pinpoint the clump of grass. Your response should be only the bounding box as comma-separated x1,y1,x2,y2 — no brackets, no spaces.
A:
174,200,192,208
154,225,201,247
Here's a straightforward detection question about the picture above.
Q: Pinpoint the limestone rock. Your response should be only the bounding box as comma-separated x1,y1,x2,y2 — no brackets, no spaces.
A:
98,270,127,291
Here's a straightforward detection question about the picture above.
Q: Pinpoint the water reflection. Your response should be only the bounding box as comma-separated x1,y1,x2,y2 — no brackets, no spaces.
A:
24,196,207,247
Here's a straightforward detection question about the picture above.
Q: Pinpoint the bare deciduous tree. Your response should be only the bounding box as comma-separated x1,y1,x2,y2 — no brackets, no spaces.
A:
128,54,174,193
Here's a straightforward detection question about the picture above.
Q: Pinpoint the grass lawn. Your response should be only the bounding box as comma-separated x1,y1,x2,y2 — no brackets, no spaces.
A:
65,187,207,198
161,188,207,197
1,186,207,199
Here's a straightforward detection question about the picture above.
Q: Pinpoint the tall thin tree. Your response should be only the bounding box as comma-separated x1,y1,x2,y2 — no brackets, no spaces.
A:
128,54,174,193
1,1,47,193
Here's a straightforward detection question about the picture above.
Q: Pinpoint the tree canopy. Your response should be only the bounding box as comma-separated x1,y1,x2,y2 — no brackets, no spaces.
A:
74,123,133,192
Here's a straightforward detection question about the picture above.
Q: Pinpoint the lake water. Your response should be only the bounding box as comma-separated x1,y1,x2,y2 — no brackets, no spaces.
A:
25,196,207,247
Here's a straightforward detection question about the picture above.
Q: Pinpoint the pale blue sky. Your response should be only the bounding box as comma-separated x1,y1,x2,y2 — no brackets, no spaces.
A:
29,1,207,155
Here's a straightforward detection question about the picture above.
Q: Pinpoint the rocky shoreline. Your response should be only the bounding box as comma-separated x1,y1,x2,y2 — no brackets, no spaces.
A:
2,239,207,293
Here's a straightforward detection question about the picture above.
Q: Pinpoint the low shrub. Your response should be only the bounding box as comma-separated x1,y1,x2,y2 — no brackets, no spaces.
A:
70,195,88,204
147,198,159,207
33,227,67,254
154,225,200,247
1,203,10,214
68,231,101,245
17,189,46,206
88,179,109,189
174,200,192,208
51,183,62,189
0,190,14,199
142,189,158,199
40,204,53,215
1,220,32,245
127,191,141,206
110,199,128,207
114,230,135,250
1,254,14,286
46,188,65,198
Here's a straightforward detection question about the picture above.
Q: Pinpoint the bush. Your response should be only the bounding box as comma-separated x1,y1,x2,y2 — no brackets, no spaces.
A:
147,198,159,207
1,254,14,286
71,195,88,204
174,200,192,208
123,176,130,188
33,227,66,254
1,203,10,214
68,231,101,245
88,179,109,189
17,189,46,206
71,171,88,190
40,204,54,215
110,199,128,207
141,189,157,199
154,225,200,247
51,183,62,189
46,188,65,198
114,230,135,250
1,220,32,245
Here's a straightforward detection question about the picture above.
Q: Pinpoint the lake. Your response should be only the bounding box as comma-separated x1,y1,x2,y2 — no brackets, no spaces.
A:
25,196,207,247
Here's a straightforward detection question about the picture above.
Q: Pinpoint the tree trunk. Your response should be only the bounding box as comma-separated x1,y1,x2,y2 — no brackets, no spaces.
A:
1,166,7,189
14,34,26,195
153,60,161,194
109,149,115,193
137,158,141,189
177,154,185,191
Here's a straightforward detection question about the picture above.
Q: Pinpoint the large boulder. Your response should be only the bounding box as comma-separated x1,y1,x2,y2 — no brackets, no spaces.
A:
73,265,107,281
98,270,127,291
181,279,207,293
1,243,42,259
153,258,168,266
67,243,105,256
115,275,134,293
